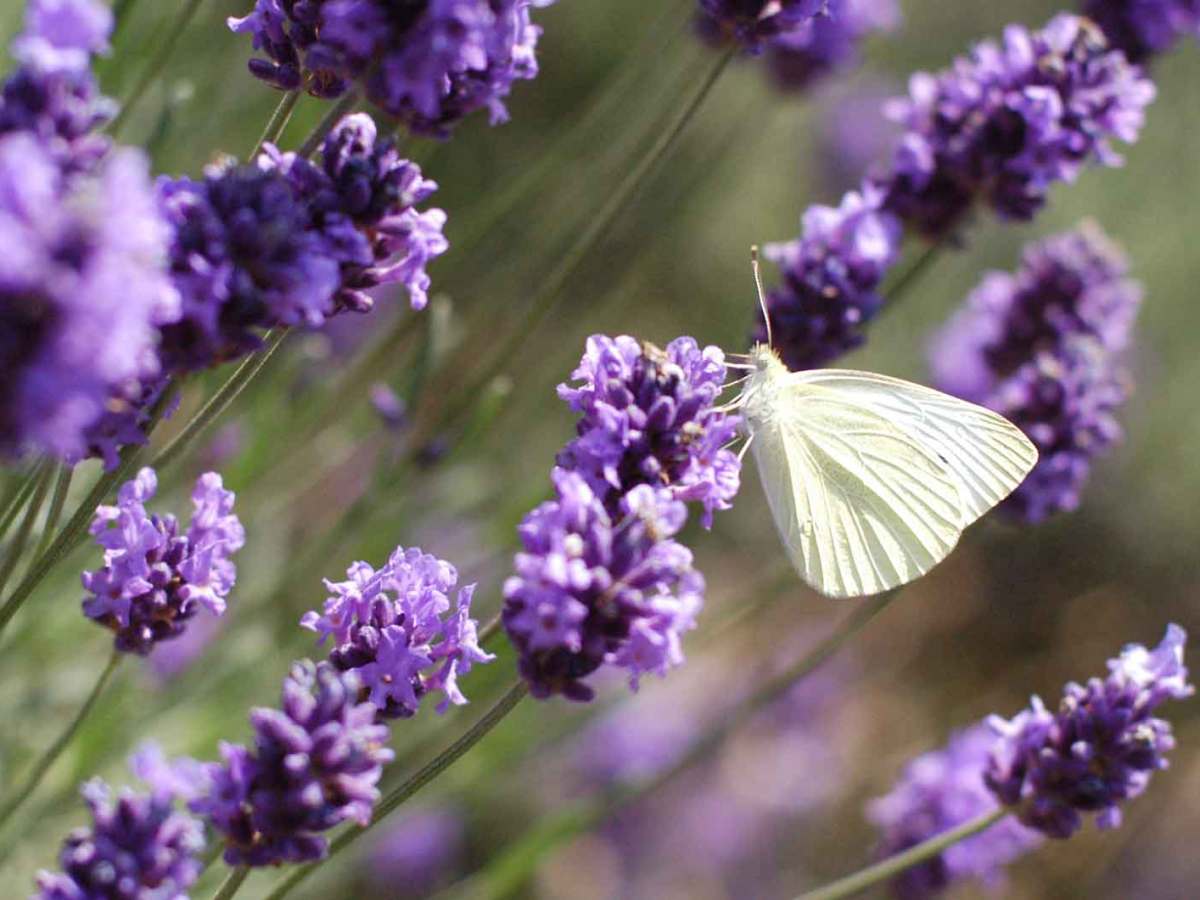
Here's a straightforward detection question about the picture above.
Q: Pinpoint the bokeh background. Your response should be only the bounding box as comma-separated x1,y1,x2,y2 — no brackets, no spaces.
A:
0,0,1198,897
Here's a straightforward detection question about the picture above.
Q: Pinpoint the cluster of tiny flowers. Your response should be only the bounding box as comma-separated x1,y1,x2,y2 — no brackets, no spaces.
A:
986,624,1193,838
766,0,901,90
695,0,826,52
876,14,1154,238
868,724,1044,899
228,0,556,138
930,225,1141,520
556,335,741,526
1083,0,1200,64
752,185,902,370
503,469,706,701
301,545,494,719
192,659,394,865
0,1,179,464
82,467,244,655
34,748,205,900
157,113,446,372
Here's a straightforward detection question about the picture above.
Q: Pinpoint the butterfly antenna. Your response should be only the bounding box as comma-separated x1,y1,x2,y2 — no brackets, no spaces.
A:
751,245,773,348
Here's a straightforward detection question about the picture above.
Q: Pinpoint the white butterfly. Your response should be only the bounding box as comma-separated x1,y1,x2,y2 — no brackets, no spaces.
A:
727,253,1038,599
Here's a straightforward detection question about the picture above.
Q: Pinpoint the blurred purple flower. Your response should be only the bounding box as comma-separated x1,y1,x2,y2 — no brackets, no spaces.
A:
930,225,1141,521
147,612,224,681
0,134,178,463
15,0,112,73
370,383,408,429
557,335,741,527
192,659,394,865
503,471,704,701
767,0,901,91
82,468,244,655
986,624,1193,838
368,807,465,894
869,724,1044,899
1083,0,1200,64
228,0,556,138
695,0,827,53
34,746,205,900
302,545,494,718
814,77,902,190
753,184,902,370
876,14,1154,238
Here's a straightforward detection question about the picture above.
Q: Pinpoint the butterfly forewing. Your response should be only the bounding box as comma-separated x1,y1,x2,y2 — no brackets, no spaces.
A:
750,378,966,598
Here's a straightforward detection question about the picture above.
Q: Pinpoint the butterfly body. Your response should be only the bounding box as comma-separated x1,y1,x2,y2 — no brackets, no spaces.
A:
739,343,1037,598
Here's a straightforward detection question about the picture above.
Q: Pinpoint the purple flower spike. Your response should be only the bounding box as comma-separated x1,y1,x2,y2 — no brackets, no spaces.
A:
502,470,705,701
695,0,828,53
192,660,394,866
930,224,1141,521
876,14,1155,238
82,467,243,655
302,545,494,718
1084,0,1200,64
986,625,1193,839
767,0,901,91
228,1,557,138
752,184,902,370
869,724,1044,899
557,335,742,527
34,747,205,900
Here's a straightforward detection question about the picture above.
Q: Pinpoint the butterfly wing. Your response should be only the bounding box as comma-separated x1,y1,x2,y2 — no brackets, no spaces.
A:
749,378,967,599
793,370,1038,523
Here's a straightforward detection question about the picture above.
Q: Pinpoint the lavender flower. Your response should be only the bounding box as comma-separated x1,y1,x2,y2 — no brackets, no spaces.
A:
0,133,178,462
192,659,394,865
767,0,901,91
695,0,827,52
930,225,1141,521
34,748,205,900
157,114,445,372
986,624,1193,838
368,807,465,895
1083,0,1200,64
82,468,244,655
503,470,705,701
877,15,1154,238
228,0,556,138
815,77,903,190
556,335,741,527
868,724,1044,899
753,185,902,370
301,545,494,718
1,0,116,172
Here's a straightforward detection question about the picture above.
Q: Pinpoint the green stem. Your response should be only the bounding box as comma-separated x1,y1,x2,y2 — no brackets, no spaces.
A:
210,865,251,900
112,0,139,34
251,90,301,158
881,243,942,308
0,462,48,544
0,387,176,638
298,90,360,160
0,464,54,597
462,588,903,898
32,465,75,563
151,331,288,472
478,614,502,646
262,681,529,900
0,650,122,831
409,49,734,445
109,0,208,136
796,807,1011,900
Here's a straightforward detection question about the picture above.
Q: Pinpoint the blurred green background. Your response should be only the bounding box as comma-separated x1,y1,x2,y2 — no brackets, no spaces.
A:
1,0,1198,897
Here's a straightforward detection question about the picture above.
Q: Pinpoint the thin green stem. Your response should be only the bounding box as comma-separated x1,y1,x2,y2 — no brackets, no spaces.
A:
251,90,301,158
409,49,734,446
112,0,139,34
209,865,251,900
0,387,176,638
796,807,1011,900
109,0,208,136
0,650,122,830
0,462,47,544
0,464,54,597
460,588,903,898
478,614,502,646
33,465,75,562
881,242,943,309
151,331,288,472
298,90,360,160
262,681,529,900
